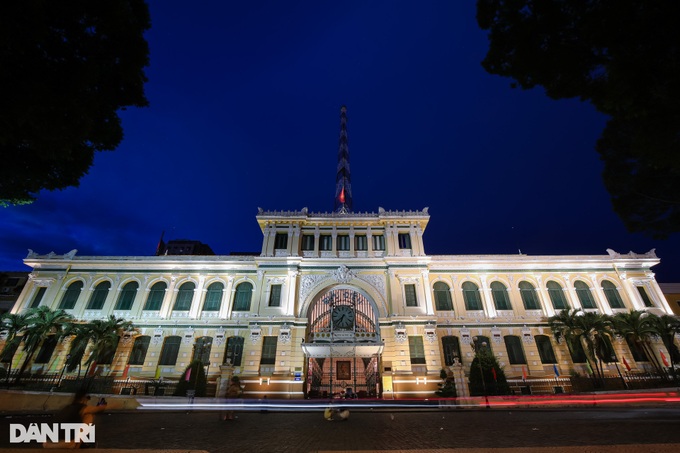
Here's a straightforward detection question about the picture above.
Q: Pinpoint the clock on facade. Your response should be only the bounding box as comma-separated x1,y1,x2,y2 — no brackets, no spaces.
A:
331,305,355,329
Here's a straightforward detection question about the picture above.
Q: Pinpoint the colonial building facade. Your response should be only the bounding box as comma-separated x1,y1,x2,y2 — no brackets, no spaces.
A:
6,108,676,399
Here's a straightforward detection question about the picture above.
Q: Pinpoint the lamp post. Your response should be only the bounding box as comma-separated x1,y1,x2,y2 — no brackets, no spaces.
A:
471,336,490,409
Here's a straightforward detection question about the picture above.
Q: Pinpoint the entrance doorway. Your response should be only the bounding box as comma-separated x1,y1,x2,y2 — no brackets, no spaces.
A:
301,286,384,398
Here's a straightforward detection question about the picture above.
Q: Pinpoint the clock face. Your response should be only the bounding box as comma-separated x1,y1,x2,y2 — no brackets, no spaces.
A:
332,305,355,329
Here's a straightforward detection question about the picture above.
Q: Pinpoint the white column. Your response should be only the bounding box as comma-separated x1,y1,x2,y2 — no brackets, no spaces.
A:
617,274,645,310
189,276,207,319
535,276,555,317
219,276,235,319
14,278,39,313
479,276,497,318
589,275,612,315
159,276,178,319
563,276,581,310
285,271,298,317
645,278,674,313
421,270,434,315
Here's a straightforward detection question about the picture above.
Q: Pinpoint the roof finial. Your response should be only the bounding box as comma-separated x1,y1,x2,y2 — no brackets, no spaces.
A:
334,105,352,213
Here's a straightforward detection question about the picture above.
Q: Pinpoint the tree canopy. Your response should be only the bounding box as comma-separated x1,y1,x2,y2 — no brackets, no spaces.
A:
0,1,151,206
477,0,680,237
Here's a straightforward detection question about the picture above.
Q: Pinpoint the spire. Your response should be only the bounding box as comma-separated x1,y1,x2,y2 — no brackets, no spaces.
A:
334,105,353,213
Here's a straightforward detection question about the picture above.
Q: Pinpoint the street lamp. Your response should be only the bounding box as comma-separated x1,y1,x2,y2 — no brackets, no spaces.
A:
471,336,490,409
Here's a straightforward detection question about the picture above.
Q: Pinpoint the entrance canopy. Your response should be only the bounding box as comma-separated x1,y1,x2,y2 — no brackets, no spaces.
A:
302,343,384,358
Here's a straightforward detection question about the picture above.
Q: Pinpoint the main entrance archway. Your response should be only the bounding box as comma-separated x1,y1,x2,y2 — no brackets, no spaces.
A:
302,286,384,398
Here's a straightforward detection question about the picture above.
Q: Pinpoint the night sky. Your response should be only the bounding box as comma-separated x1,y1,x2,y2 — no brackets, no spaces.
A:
1,2,678,282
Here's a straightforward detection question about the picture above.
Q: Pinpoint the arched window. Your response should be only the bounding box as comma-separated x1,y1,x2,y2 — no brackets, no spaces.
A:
144,282,166,311
193,336,213,364
115,281,139,310
462,282,482,311
504,335,526,364
129,336,150,365
535,335,557,364
602,280,625,309
58,281,83,310
441,336,461,366
203,282,224,311
233,282,253,311
86,281,111,310
433,282,453,311
225,336,244,366
159,336,182,366
519,281,541,310
174,282,195,311
490,281,512,310
574,281,597,309
546,281,568,310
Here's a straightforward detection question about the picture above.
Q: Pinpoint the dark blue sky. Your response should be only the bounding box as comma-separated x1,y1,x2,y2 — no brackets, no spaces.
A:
1,1,678,282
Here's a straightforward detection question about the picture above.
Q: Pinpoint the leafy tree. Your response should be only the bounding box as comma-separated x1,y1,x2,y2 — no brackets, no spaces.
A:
476,1,680,237
174,360,208,397
468,346,511,396
14,307,73,383
0,1,151,206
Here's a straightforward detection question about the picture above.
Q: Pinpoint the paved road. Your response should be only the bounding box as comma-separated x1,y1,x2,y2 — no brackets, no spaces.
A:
2,407,680,452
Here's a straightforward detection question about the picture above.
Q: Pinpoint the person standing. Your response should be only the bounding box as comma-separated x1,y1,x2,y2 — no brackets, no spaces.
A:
222,375,242,421
43,390,107,448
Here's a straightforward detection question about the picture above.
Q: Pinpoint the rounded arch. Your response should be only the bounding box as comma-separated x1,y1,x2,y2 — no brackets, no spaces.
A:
306,284,382,339
231,276,256,288
203,277,228,290
144,276,171,291
432,281,453,311
88,276,113,290
115,276,142,291
299,278,388,319
174,276,199,289
514,276,541,291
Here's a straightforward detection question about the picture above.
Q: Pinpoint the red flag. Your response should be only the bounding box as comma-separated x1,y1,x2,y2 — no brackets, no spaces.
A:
622,357,631,372
339,187,345,203
185,367,192,382
122,364,130,379
522,366,527,381
492,367,497,381
660,350,670,367
87,361,98,377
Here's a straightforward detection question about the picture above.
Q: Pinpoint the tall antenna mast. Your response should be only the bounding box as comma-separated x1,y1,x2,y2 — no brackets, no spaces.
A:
334,105,353,213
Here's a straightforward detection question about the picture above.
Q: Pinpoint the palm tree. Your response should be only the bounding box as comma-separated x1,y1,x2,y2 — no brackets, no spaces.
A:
62,322,91,377
611,310,664,374
14,306,73,383
574,311,614,385
0,312,31,381
646,314,680,381
64,316,134,377
85,316,134,372
547,309,588,373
